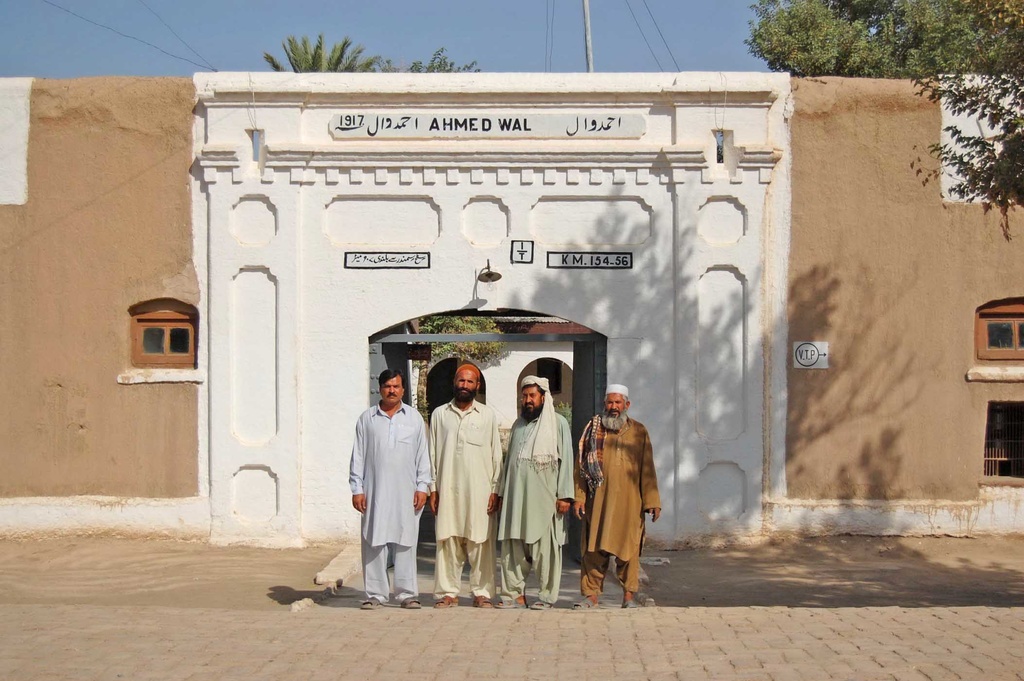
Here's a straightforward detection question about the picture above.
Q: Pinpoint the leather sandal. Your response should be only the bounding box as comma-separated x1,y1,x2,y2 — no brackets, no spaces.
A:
472,596,494,608
496,596,527,609
573,598,599,610
433,595,458,609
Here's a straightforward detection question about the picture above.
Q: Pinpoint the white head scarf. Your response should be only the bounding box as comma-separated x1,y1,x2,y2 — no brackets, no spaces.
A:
518,375,559,471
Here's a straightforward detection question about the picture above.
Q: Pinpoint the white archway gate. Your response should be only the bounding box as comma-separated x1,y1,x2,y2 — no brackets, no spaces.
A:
194,73,791,547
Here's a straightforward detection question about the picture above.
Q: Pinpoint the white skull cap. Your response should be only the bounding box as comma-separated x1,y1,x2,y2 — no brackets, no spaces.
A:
605,383,629,399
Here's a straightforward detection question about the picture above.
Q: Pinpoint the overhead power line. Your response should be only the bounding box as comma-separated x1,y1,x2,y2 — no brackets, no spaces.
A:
547,0,558,72
641,0,680,71
41,0,216,72
544,0,551,72
623,0,663,71
136,0,216,71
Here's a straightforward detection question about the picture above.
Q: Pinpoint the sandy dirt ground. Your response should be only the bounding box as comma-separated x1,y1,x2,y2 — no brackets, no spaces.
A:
0,537,344,610
2,534,1023,611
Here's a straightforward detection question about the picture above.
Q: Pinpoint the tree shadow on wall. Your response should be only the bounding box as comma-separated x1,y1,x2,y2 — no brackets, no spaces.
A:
784,263,929,505
349,172,975,610
505,182,926,530
503,180,749,536
515,185,923,529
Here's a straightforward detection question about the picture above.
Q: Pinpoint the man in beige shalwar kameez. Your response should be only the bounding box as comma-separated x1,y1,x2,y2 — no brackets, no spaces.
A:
573,383,660,609
429,364,503,608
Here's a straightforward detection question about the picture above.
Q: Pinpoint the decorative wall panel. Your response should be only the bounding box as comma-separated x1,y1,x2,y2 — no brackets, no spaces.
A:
231,196,277,246
697,268,746,441
231,268,277,444
462,198,509,247
231,466,278,521
530,197,651,246
697,197,746,245
697,462,746,520
325,197,440,245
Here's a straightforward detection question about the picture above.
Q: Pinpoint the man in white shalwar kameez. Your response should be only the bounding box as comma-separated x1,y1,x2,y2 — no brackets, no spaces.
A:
350,369,431,610
496,375,574,609
429,364,503,608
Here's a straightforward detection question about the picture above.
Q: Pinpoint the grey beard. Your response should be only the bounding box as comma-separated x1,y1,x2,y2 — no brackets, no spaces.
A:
601,412,628,431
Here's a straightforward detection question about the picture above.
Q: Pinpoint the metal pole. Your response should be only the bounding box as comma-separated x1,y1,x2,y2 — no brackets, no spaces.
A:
582,0,594,72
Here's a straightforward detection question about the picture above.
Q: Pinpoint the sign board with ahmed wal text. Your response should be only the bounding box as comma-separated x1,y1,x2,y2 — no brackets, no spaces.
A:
329,111,646,140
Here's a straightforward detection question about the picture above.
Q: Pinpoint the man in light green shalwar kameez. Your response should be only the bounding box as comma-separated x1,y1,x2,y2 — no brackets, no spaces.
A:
495,375,574,610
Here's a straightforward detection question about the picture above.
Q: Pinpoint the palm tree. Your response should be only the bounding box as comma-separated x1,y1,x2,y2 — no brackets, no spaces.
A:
264,34,378,72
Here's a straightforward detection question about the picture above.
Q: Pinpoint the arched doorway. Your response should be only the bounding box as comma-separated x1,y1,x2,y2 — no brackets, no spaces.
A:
369,310,605,446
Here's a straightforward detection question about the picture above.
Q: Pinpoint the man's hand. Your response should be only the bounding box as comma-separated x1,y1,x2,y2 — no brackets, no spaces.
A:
487,493,501,515
573,502,586,520
352,494,367,514
646,507,661,523
555,500,571,515
429,492,439,515
413,491,427,512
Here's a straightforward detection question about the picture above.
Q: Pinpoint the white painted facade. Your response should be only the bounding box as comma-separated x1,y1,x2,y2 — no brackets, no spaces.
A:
192,72,792,546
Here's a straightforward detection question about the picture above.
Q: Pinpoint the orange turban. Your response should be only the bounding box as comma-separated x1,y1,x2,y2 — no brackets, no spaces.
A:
456,363,481,379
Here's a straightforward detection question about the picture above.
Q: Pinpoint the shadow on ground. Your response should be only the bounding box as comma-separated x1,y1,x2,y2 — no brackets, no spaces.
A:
641,535,1024,608
334,533,1024,611
3,534,1024,611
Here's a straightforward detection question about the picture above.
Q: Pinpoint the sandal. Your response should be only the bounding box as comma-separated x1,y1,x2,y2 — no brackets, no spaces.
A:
473,596,494,608
529,601,553,610
400,598,422,609
433,595,458,609
360,599,382,610
621,599,639,609
496,597,527,609
572,598,599,610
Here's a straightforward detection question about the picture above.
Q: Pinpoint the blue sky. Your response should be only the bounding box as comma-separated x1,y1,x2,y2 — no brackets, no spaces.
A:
0,0,766,77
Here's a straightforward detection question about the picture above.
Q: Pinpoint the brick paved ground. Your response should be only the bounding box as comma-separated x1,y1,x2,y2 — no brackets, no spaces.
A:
2,536,1023,680
2,602,1022,680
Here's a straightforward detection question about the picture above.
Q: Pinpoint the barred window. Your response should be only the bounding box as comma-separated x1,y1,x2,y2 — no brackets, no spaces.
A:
984,402,1024,478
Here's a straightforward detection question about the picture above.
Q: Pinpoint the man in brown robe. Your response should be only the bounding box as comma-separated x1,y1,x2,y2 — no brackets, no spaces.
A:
573,384,660,609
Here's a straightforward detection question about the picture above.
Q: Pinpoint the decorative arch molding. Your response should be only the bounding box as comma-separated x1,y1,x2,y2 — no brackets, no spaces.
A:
128,298,199,316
